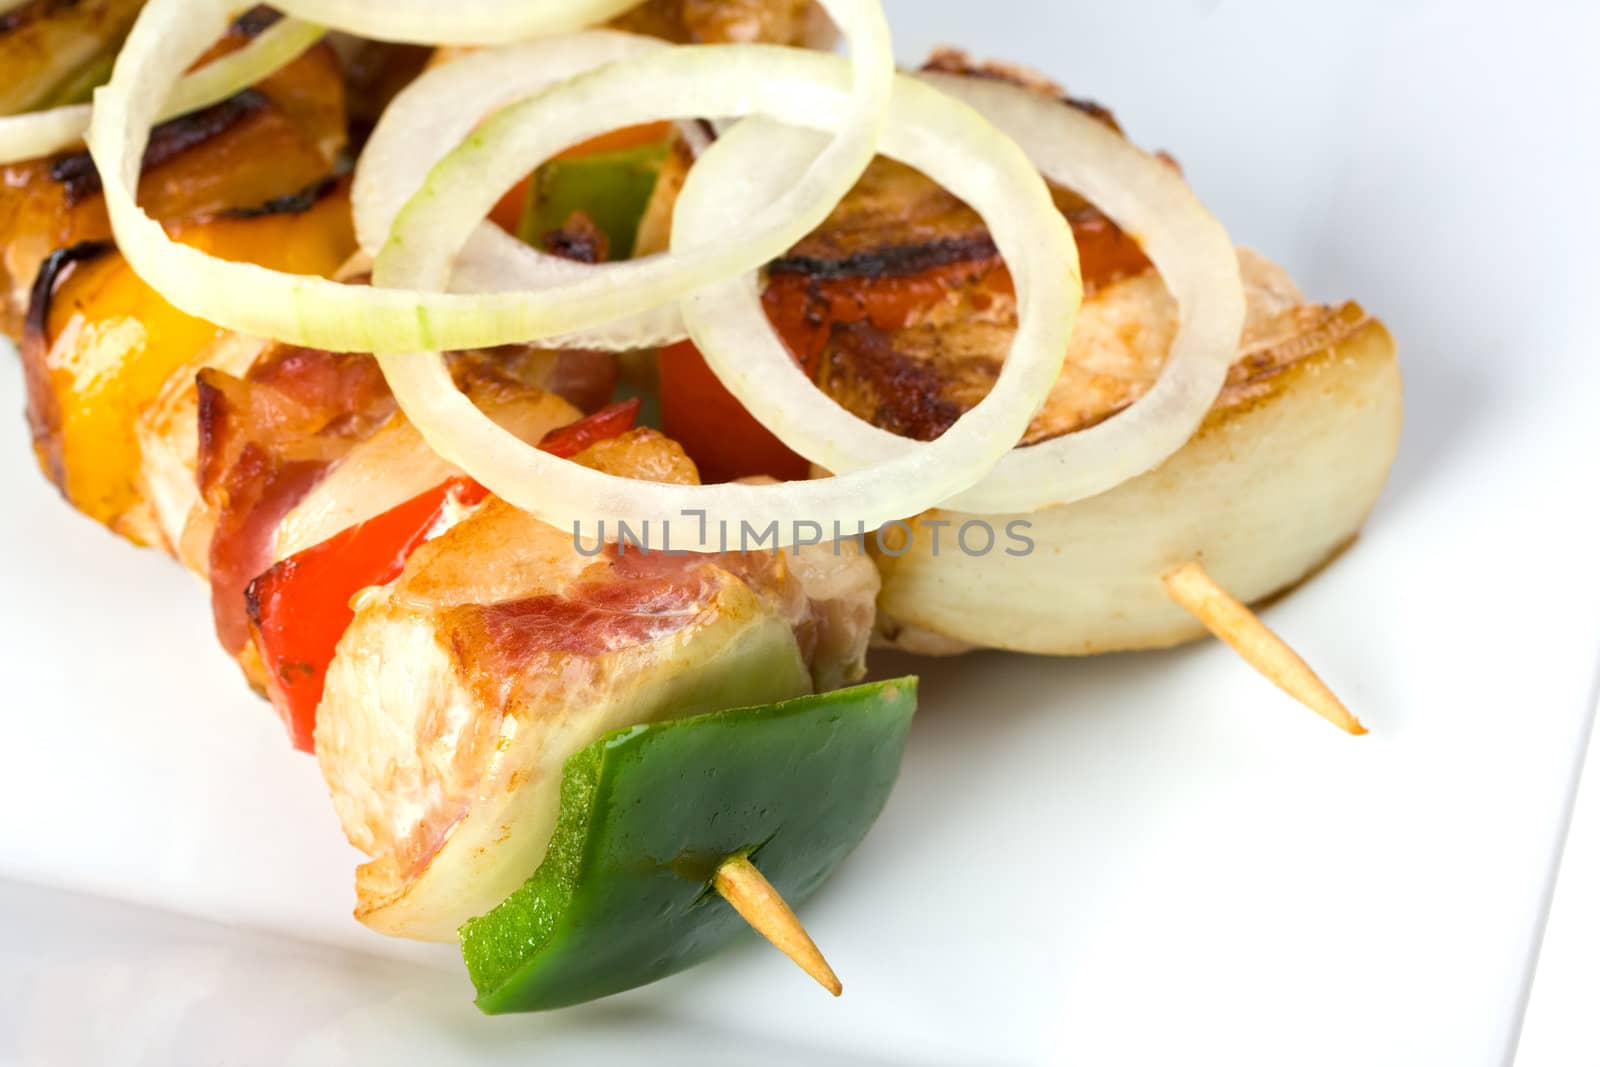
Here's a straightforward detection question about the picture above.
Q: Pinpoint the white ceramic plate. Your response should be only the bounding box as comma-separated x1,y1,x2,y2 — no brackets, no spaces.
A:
2,2,1598,1064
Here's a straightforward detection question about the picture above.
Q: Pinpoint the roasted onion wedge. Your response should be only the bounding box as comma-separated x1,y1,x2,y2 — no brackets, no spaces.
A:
872,296,1402,656
742,61,1403,706
773,154,1403,658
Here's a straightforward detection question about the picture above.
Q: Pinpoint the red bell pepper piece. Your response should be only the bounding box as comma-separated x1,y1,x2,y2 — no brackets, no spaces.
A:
247,400,641,752
658,340,813,485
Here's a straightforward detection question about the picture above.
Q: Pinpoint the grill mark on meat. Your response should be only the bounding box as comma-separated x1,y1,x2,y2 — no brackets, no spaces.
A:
1215,303,1373,409
820,320,969,441
770,233,999,282
608,0,826,46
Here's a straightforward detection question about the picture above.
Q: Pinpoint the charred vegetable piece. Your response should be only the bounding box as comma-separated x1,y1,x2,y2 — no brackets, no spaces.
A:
20,182,355,544
247,401,642,752
0,0,146,116
461,677,917,1013
521,138,674,261
0,22,345,336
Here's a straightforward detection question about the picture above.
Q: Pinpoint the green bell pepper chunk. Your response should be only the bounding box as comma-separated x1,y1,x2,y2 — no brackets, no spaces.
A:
460,677,918,1013
519,140,673,262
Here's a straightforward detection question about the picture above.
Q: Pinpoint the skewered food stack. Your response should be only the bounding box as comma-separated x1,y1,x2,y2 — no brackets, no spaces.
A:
2,0,1402,1010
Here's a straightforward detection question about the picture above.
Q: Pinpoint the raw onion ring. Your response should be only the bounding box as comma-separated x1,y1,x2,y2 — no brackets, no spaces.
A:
372,53,1079,550
352,31,686,351
0,15,324,165
676,70,1248,513
86,0,892,354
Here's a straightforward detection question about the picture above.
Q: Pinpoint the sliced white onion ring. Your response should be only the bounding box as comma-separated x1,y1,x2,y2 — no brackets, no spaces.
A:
0,16,324,165
925,72,1247,510
352,31,686,351
87,0,891,354
679,71,1247,515
372,53,1079,550
270,0,641,45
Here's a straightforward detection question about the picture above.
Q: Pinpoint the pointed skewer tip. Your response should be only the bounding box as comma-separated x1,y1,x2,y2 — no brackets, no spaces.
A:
714,853,843,996
1162,561,1367,736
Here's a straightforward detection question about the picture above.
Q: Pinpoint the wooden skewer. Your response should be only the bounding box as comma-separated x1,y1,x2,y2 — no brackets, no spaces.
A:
714,853,843,997
1163,561,1367,736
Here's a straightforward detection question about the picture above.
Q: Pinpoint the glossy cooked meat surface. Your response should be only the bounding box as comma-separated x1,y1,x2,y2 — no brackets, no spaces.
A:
762,52,1367,449
767,149,1354,449
317,428,880,939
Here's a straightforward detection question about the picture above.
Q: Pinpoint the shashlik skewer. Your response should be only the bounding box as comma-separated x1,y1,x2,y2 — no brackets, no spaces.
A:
7,0,893,1003
1,10,347,335
20,147,882,1004
3,0,1404,1009
660,56,1402,732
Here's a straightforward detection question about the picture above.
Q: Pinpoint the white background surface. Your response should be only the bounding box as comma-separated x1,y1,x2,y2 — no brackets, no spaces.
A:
2,1,1598,1064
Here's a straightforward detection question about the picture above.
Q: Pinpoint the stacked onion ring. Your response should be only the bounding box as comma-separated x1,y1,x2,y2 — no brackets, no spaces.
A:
70,0,1245,549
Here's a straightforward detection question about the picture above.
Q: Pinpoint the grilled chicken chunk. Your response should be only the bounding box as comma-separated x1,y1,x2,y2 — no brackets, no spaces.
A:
317,429,878,940
25,202,877,949
28,226,877,942
764,63,1402,656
